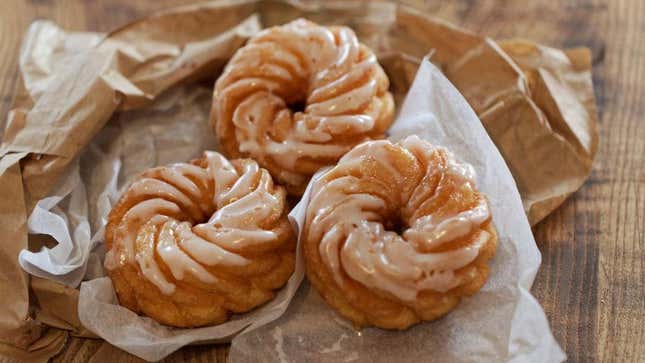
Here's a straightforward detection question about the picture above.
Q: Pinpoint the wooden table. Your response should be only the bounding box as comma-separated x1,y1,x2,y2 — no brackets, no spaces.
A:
1,0,643,362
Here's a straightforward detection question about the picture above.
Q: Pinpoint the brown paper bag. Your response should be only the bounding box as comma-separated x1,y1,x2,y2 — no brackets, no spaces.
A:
0,0,598,360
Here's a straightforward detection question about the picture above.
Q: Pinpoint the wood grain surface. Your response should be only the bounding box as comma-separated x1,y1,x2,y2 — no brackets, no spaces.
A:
1,0,643,362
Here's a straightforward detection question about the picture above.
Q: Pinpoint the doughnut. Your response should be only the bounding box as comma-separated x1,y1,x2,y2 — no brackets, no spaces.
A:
212,19,395,195
104,151,296,328
302,136,497,329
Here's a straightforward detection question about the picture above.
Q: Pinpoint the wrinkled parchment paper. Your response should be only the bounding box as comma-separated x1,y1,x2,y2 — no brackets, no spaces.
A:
0,0,598,361
69,86,306,362
229,59,565,363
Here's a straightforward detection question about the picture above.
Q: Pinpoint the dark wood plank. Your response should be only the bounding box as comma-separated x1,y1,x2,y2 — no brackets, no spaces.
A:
50,337,229,363
405,0,609,361
588,0,645,361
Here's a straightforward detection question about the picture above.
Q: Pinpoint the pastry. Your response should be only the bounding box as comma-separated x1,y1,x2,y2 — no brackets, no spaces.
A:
212,18,395,195
104,151,295,328
302,136,497,329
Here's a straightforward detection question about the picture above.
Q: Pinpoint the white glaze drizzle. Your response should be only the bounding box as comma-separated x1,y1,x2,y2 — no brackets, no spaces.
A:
135,217,176,295
309,136,492,301
214,19,392,190
106,151,286,296
175,222,249,267
156,220,218,284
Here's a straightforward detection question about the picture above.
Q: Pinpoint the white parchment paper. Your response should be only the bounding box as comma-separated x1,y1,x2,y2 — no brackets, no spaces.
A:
227,59,566,363
17,21,103,287
14,22,308,361
17,21,564,363
22,82,306,361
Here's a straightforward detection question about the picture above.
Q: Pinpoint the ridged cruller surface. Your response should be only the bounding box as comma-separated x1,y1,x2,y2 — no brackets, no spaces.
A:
212,18,395,195
105,151,296,328
303,136,497,329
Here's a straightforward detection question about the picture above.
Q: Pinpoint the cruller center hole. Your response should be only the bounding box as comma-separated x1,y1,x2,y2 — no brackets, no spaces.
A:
289,100,306,114
385,215,407,235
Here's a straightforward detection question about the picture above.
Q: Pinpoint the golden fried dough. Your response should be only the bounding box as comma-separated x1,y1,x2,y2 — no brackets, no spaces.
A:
212,18,394,195
104,151,295,328
303,136,497,329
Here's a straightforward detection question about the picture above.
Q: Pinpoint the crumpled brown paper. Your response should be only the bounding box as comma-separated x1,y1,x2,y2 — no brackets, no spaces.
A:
446,39,598,223
0,0,598,361
0,0,260,352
